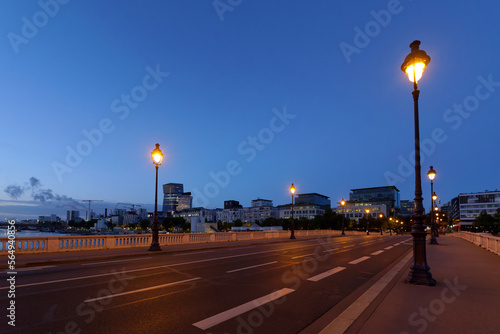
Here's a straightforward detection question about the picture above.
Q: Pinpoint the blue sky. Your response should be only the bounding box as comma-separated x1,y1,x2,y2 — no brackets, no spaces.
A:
1,0,500,219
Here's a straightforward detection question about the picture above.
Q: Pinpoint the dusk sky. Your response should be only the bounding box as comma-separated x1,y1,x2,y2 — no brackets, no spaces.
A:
1,1,500,219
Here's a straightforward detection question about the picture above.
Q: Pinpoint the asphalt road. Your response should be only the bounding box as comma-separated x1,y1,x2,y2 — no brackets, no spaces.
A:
0,235,412,334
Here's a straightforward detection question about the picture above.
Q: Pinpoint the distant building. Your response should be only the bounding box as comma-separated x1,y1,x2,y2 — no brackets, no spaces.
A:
242,199,278,223
278,193,330,220
277,204,326,220
337,203,388,222
38,214,60,223
224,200,242,209
448,197,460,225
67,210,80,221
177,192,193,211
400,200,414,217
339,186,400,219
294,193,331,209
458,190,500,228
216,200,243,223
175,207,216,224
162,183,192,215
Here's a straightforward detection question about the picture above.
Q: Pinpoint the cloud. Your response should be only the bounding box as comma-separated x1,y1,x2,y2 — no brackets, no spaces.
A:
29,177,41,188
4,185,25,199
4,177,86,210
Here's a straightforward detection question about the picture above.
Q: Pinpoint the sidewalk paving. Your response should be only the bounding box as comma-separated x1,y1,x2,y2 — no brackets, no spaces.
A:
335,235,500,334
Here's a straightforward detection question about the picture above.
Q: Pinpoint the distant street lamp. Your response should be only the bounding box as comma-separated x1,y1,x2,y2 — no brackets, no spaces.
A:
427,166,438,245
149,143,163,251
401,40,436,285
433,195,439,238
340,199,346,235
290,183,296,240
389,217,393,235
379,213,384,235
365,209,370,235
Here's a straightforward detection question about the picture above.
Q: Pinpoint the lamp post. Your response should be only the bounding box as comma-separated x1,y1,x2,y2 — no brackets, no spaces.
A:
379,213,384,235
365,209,370,235
149,143,163,251
427,166,438,244
401,40,435,285
290,183,296,239
389,217,393,235
340,199,346,235
433,195,439,238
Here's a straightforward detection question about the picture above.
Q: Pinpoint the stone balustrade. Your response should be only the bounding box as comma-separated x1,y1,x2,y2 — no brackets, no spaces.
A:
455,231,500,256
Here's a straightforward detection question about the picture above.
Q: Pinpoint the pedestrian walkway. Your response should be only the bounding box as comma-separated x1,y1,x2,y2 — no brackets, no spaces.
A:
307,235,500,334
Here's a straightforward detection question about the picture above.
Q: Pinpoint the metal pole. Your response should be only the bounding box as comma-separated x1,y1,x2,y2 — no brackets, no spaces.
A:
341,208,345,235
290,193,295,239
429,180,438,244
149,164,161,251
406,85,435,285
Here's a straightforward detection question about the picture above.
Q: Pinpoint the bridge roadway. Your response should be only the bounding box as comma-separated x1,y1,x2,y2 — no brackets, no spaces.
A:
0,234,411,334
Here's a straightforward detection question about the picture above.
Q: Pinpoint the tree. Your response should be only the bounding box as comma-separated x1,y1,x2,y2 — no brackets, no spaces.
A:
473,211,495,233
162,217,186,232
139,219,150,231
261,217,279,227
233,219,243,227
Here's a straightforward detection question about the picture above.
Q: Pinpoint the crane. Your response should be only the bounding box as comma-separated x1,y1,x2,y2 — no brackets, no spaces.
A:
82,200,103,221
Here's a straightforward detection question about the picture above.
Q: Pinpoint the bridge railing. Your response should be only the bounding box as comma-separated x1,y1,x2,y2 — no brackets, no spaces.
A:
0,230,367,254
454,231,500,256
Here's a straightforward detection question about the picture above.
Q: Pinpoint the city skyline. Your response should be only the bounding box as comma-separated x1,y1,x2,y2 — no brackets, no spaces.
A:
2,1,500,219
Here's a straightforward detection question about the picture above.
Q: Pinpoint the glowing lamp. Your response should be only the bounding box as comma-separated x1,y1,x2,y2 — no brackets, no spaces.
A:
151,143,163,166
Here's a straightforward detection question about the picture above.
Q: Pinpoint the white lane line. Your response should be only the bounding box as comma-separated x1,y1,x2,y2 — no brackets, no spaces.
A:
81,257,151,266
324,248,340,253
193,288,295,330
227,261,278,273
393,243,400,246
7,265,55,272
84,277,201,303
0,245,308,290
384,246,394,250
292,253,315,259
308,267,346,282
174,251,215,256
343,244,355,248
370,250,384,256
320,252,413,334
348,256,370,265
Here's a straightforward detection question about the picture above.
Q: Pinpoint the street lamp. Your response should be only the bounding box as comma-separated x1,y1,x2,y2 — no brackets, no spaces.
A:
365,209,370,235
149,143,163,251
290,183,296,240
433,193,439,238
379,213,384,235
427,166,438,245
340,199,346,235
401,40,435,285
389,217,393,235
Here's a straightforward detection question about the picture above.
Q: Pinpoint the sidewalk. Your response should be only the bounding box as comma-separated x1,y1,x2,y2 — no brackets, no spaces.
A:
313,235,500,334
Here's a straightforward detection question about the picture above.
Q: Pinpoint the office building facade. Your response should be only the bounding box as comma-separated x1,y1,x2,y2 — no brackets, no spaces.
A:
458,190,500,227
162,183,192,215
